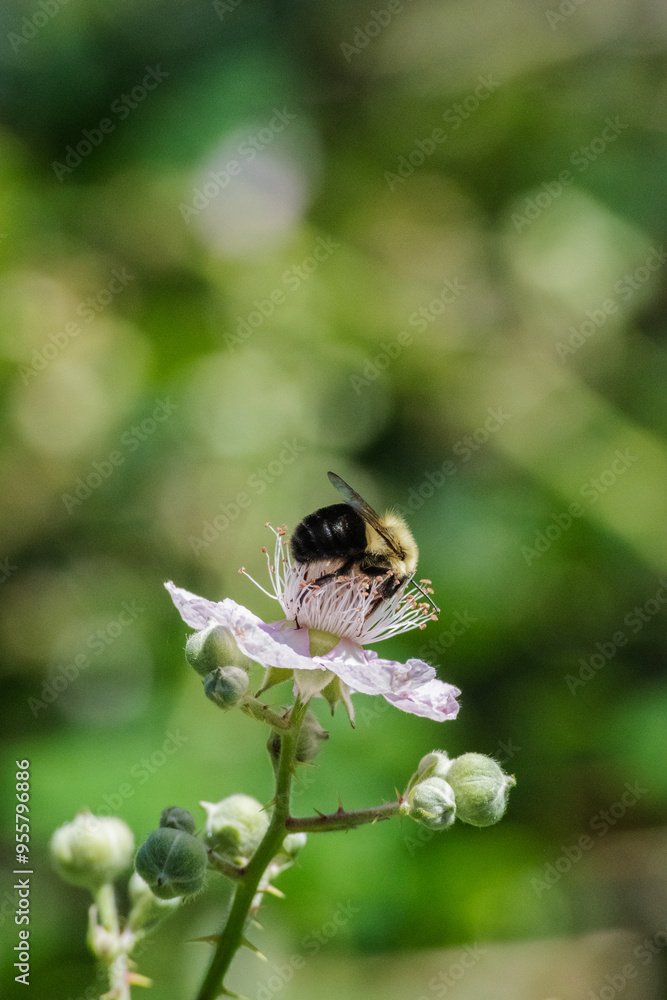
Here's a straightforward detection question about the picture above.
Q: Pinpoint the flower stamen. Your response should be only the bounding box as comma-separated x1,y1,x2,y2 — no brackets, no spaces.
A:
240,524,438,645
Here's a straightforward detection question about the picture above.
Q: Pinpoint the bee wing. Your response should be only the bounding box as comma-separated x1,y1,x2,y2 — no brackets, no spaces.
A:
327,471,403,556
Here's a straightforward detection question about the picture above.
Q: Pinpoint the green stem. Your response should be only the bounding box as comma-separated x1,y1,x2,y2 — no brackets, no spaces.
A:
92,884,131,1000
106,953,132,1000
240,696,291,730
207,851,246,880
195,697,309,1000
95,882,119,935
286,800,402,833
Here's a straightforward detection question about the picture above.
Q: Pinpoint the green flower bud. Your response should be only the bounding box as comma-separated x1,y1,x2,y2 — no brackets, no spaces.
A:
50,812,134,890
127,871,182,928
200,794,269,864
134,827,208,900
204,666,249,709
185,622,254,676
417,751,452,782
446,753,515,828
269,831,308,877
404,777,456,831
267,710,329,767
282,832,307,857
160,806,196,835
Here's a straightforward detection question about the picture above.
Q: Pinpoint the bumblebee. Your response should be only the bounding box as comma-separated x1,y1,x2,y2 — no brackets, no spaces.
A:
290,472,421,602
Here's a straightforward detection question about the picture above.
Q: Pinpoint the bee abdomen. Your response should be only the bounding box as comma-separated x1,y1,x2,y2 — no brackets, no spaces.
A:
290,503,367,563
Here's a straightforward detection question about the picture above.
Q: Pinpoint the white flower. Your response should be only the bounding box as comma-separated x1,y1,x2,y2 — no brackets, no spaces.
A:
50,812,134,889
166,526,460,724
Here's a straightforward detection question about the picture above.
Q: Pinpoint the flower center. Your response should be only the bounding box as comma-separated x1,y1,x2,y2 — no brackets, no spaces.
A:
307,628,341,657
240,525,438,646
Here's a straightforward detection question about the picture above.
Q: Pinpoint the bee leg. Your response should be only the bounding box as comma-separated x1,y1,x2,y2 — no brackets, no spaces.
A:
310,557,358,589
381,574,403,599
295,558,363,613
364,574,403,618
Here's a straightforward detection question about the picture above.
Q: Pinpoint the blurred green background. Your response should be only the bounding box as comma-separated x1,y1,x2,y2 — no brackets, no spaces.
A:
1,0,667,997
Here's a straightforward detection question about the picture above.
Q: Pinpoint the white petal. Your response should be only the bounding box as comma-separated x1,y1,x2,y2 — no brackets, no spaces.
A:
166,583,328,674
166,581,263,631
167,583,429,695
166,582,461,723
382,678,461,722
320,640,437,697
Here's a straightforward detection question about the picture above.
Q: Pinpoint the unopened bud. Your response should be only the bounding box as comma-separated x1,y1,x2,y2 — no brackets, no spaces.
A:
160,806,196,835
404,777,456,831
446,753,515,827
134,827,208,900
50,812,134,890
417,751,451,781
281,831,307,859
267,709,329,767
269,830,308,877
200,794,269,864
204,666,249,709
185,622,254,676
